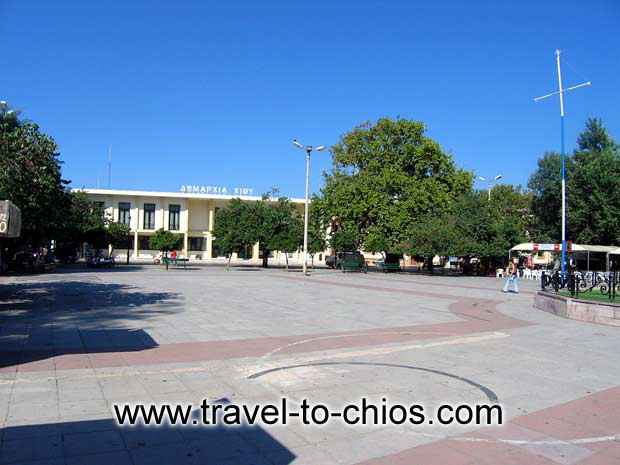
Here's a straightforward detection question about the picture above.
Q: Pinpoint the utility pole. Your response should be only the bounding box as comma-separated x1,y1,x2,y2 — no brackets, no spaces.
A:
534,50,591,275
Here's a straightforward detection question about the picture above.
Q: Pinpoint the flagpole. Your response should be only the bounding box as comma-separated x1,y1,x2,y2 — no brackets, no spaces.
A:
534,50,590,276
555,50,567,275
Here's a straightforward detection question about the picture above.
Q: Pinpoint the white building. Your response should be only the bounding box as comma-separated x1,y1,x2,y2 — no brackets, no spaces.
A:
78,188,324,265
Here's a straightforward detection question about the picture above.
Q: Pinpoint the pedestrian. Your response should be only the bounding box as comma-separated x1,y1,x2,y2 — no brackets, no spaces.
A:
502,259,520,293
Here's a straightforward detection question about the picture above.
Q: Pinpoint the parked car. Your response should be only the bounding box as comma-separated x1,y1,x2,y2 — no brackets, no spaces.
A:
9,249,46,273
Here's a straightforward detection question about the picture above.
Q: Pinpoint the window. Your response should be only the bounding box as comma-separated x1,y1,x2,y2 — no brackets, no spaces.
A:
138,236,151,250
189,237,204,251
143,203,155,229
118,202,131,225
169,204,180,230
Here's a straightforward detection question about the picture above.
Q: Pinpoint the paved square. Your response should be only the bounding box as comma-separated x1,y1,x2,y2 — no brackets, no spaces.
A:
1,266,619,464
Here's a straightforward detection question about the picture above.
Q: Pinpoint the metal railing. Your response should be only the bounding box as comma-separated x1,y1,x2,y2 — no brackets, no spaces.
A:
541,270,619,301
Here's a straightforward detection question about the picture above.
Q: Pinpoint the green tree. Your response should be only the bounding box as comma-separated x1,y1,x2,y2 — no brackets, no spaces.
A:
405,186,531,272
149,228,182,269
405,213,460,268
107,222,131,255
212,198,256,268
320,117,473,254
528,118,620,245
457,187,530,267
266,198,303,270
307,200,327,265
0,102,68,249
54,191,108,261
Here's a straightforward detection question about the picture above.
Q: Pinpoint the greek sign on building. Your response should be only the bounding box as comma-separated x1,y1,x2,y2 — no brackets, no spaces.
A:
179,185,254,196
0,200,21,238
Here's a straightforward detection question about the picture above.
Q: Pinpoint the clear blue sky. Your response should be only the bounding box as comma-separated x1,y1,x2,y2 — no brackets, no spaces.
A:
2,0,619,198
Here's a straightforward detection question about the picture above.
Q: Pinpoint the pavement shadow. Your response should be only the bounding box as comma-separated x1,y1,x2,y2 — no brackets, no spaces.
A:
0,328,158,369
1,402,296,464
0,280,181,316
0,280,182,369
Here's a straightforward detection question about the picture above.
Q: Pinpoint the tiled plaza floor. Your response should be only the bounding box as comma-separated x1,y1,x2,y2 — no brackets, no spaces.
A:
0,266,618,464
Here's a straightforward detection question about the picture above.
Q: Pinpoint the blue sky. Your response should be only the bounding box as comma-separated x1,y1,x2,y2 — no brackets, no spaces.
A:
2,0,619,198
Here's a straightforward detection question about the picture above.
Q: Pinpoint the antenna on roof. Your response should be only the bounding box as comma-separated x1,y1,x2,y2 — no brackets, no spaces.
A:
107,146,112,189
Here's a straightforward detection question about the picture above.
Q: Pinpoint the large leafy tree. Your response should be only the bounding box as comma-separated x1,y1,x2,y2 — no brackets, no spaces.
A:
0,102,68,248
213,195,310,269
320,118,473,254
405,186,531,271
528,118,620,245
306,199,327,259
54,191,109,261
265,198,303,270
107,222,131,254
149,228,183,270
212,198,256,268
527,152,567,242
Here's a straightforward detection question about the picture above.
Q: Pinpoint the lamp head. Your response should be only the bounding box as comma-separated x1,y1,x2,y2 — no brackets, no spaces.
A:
292,139,304,149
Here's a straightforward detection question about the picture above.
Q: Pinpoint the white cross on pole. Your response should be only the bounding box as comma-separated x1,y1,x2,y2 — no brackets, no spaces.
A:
534,49,591,275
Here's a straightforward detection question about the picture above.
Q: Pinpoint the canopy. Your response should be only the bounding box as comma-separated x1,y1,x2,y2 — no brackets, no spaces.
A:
510,243,618,253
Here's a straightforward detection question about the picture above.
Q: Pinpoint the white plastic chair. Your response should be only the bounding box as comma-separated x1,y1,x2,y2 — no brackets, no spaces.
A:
496,268,504,278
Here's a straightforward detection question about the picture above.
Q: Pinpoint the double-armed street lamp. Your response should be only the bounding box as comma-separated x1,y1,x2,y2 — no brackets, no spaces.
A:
478,174,503,201
292,139,326,276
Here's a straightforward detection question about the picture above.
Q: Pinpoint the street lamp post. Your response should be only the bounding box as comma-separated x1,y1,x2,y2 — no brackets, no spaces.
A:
478,174,503,201
292,139,326,275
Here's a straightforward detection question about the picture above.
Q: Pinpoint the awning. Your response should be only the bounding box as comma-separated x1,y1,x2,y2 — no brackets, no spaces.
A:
510,243,618,253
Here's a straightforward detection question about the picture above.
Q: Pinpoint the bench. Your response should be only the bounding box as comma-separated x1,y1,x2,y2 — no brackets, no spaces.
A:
162,257,189,269
379,262,401,273
341,256,368,273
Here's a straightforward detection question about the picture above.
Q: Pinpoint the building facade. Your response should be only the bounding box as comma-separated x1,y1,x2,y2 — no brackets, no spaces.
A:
78,188,318,265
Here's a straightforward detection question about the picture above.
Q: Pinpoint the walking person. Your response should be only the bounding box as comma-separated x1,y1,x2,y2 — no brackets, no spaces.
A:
502,259,520,293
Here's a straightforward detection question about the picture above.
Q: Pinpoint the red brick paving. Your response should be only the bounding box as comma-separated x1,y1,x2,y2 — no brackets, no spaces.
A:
0,283,529,373
355,386,620,465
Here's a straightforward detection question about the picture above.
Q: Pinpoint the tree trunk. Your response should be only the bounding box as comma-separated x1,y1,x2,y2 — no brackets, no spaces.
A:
262,251,269,268
227,254,231,271
285,252,289,271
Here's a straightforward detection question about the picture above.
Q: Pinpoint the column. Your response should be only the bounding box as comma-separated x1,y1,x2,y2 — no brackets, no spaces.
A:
183,201,189,257
133,231,138,258
206,202,215,259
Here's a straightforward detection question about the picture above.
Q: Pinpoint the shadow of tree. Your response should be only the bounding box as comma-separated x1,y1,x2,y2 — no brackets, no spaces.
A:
0,279,183,369
1,399,296,464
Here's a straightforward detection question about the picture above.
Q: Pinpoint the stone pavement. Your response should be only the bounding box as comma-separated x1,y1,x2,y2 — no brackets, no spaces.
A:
0,266,619,464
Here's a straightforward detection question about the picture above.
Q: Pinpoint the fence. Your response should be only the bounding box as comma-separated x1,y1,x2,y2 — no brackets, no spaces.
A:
541,270,619,301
